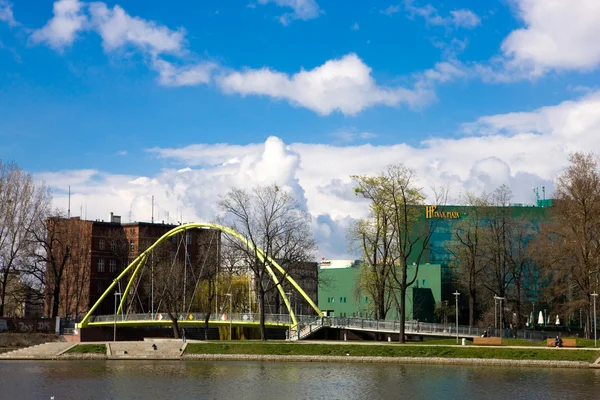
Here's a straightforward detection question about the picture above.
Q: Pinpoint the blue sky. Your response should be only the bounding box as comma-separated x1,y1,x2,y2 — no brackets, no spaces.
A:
2,0,600,258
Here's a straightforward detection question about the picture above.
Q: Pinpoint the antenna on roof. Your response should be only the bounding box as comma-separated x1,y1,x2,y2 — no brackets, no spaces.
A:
151,195,154,224
532,187,539,203
542,186,546,201
68,186,71,218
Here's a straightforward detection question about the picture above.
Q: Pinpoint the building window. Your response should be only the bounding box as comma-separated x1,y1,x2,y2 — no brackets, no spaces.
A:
186,232,192,245
98,259,105,273
343,297,347,303
340,297,343,303
129,240,134,252
185,253,191,265
109,259,117,273
422,279,427,287
110,240,117,251
99,239,105,250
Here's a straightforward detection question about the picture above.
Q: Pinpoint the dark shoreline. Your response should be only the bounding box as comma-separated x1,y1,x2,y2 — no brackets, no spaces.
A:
1,353,596,369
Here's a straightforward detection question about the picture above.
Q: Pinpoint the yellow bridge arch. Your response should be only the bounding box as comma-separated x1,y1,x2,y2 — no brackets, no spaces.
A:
78,222,322,328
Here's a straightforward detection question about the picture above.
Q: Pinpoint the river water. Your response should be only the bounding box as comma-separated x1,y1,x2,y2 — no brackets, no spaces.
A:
1,360,599,400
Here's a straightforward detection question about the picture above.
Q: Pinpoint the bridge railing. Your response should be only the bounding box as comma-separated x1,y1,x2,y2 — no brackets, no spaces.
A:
88,312,319,325
87,312,486,337
317,317,485,337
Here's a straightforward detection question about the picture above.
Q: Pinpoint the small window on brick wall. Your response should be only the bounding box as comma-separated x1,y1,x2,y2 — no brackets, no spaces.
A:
109,259,117,273
98,259,105,273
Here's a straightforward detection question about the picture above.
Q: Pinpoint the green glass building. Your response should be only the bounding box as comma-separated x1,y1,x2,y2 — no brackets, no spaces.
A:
318,200,552,322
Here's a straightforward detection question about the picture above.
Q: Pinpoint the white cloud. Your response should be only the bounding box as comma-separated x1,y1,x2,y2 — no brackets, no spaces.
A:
417,60,467,85
381,5,401,16
45,91,600,258
88,2,186,55
483,0,600,80
0,0,18,27
404,0,480,29
351,22,359,31
217,53,434,115
152,58,217,87
449,9,480,29
30,0,88,50
256,0,321,25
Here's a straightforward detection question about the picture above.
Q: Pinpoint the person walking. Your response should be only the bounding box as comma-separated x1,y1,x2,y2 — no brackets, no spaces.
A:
181,328,186,343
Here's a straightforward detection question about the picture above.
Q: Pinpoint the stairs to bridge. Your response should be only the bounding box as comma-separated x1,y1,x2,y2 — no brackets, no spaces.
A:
0,342,75,359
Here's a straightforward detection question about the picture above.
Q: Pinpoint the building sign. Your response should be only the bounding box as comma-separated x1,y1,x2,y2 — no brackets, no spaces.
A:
425,206,460,219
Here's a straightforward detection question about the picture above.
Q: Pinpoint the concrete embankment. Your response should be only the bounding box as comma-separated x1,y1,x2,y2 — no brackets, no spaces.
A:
181,354,592,369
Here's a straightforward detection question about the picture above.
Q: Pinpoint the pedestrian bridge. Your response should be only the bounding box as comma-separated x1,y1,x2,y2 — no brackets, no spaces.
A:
78,313,485,340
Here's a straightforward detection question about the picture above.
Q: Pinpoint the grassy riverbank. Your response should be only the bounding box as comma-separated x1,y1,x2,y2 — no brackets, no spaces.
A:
184,342,600,362
66,344,106,354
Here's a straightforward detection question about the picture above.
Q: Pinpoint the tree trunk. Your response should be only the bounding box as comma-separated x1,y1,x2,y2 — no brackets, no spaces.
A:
259,288,267,340
169,314,180,338
399,268,407,343
468,290,475,327
378,289,386,320
0,274,8,317
52,280,61,318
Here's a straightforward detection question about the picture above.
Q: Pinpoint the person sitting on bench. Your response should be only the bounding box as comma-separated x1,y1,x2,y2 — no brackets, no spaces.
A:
554,336,562,347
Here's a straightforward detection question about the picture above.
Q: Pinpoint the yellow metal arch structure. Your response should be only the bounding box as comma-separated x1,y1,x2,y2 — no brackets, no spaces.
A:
79,222,322,328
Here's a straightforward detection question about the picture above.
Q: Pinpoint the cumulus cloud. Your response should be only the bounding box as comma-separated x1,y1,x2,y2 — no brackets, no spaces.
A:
480,0,600,80
218,53,434,115
0,0,18,27
30,0,88,50
256,0,321,25
45,91,600,258
28,1,461,115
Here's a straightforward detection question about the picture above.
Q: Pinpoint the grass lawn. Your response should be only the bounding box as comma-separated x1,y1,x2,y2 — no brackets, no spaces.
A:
184,342,600,363
66,344,107,354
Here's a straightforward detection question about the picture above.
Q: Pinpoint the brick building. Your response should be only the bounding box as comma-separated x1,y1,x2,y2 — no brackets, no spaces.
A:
45,214,221,318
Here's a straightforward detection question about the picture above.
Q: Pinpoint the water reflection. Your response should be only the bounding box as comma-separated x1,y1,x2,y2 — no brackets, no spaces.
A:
1,360,599,400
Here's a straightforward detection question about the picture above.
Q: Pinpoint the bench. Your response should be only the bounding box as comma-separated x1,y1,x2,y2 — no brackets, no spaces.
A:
546,338,577,347
473,337,502,346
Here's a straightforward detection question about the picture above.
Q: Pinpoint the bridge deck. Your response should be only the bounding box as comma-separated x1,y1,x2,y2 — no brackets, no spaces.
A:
79,314,483,339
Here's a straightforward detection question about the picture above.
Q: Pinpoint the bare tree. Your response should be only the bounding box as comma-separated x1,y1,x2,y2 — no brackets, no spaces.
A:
28,211,93,318
532,152,600,338
447,192,489,327
352,164,447,343
219,184,316,340
348,180,397,320
0,161,51,317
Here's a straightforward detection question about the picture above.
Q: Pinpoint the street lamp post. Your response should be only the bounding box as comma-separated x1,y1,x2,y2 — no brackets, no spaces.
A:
286,292,293,340
494,295,505,337
592,293,598,347
113,291,121,342
225,293,232,340
453,291,460,344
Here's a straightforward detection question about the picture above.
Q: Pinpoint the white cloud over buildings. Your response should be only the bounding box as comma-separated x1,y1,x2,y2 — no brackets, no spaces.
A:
41,91,600,258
